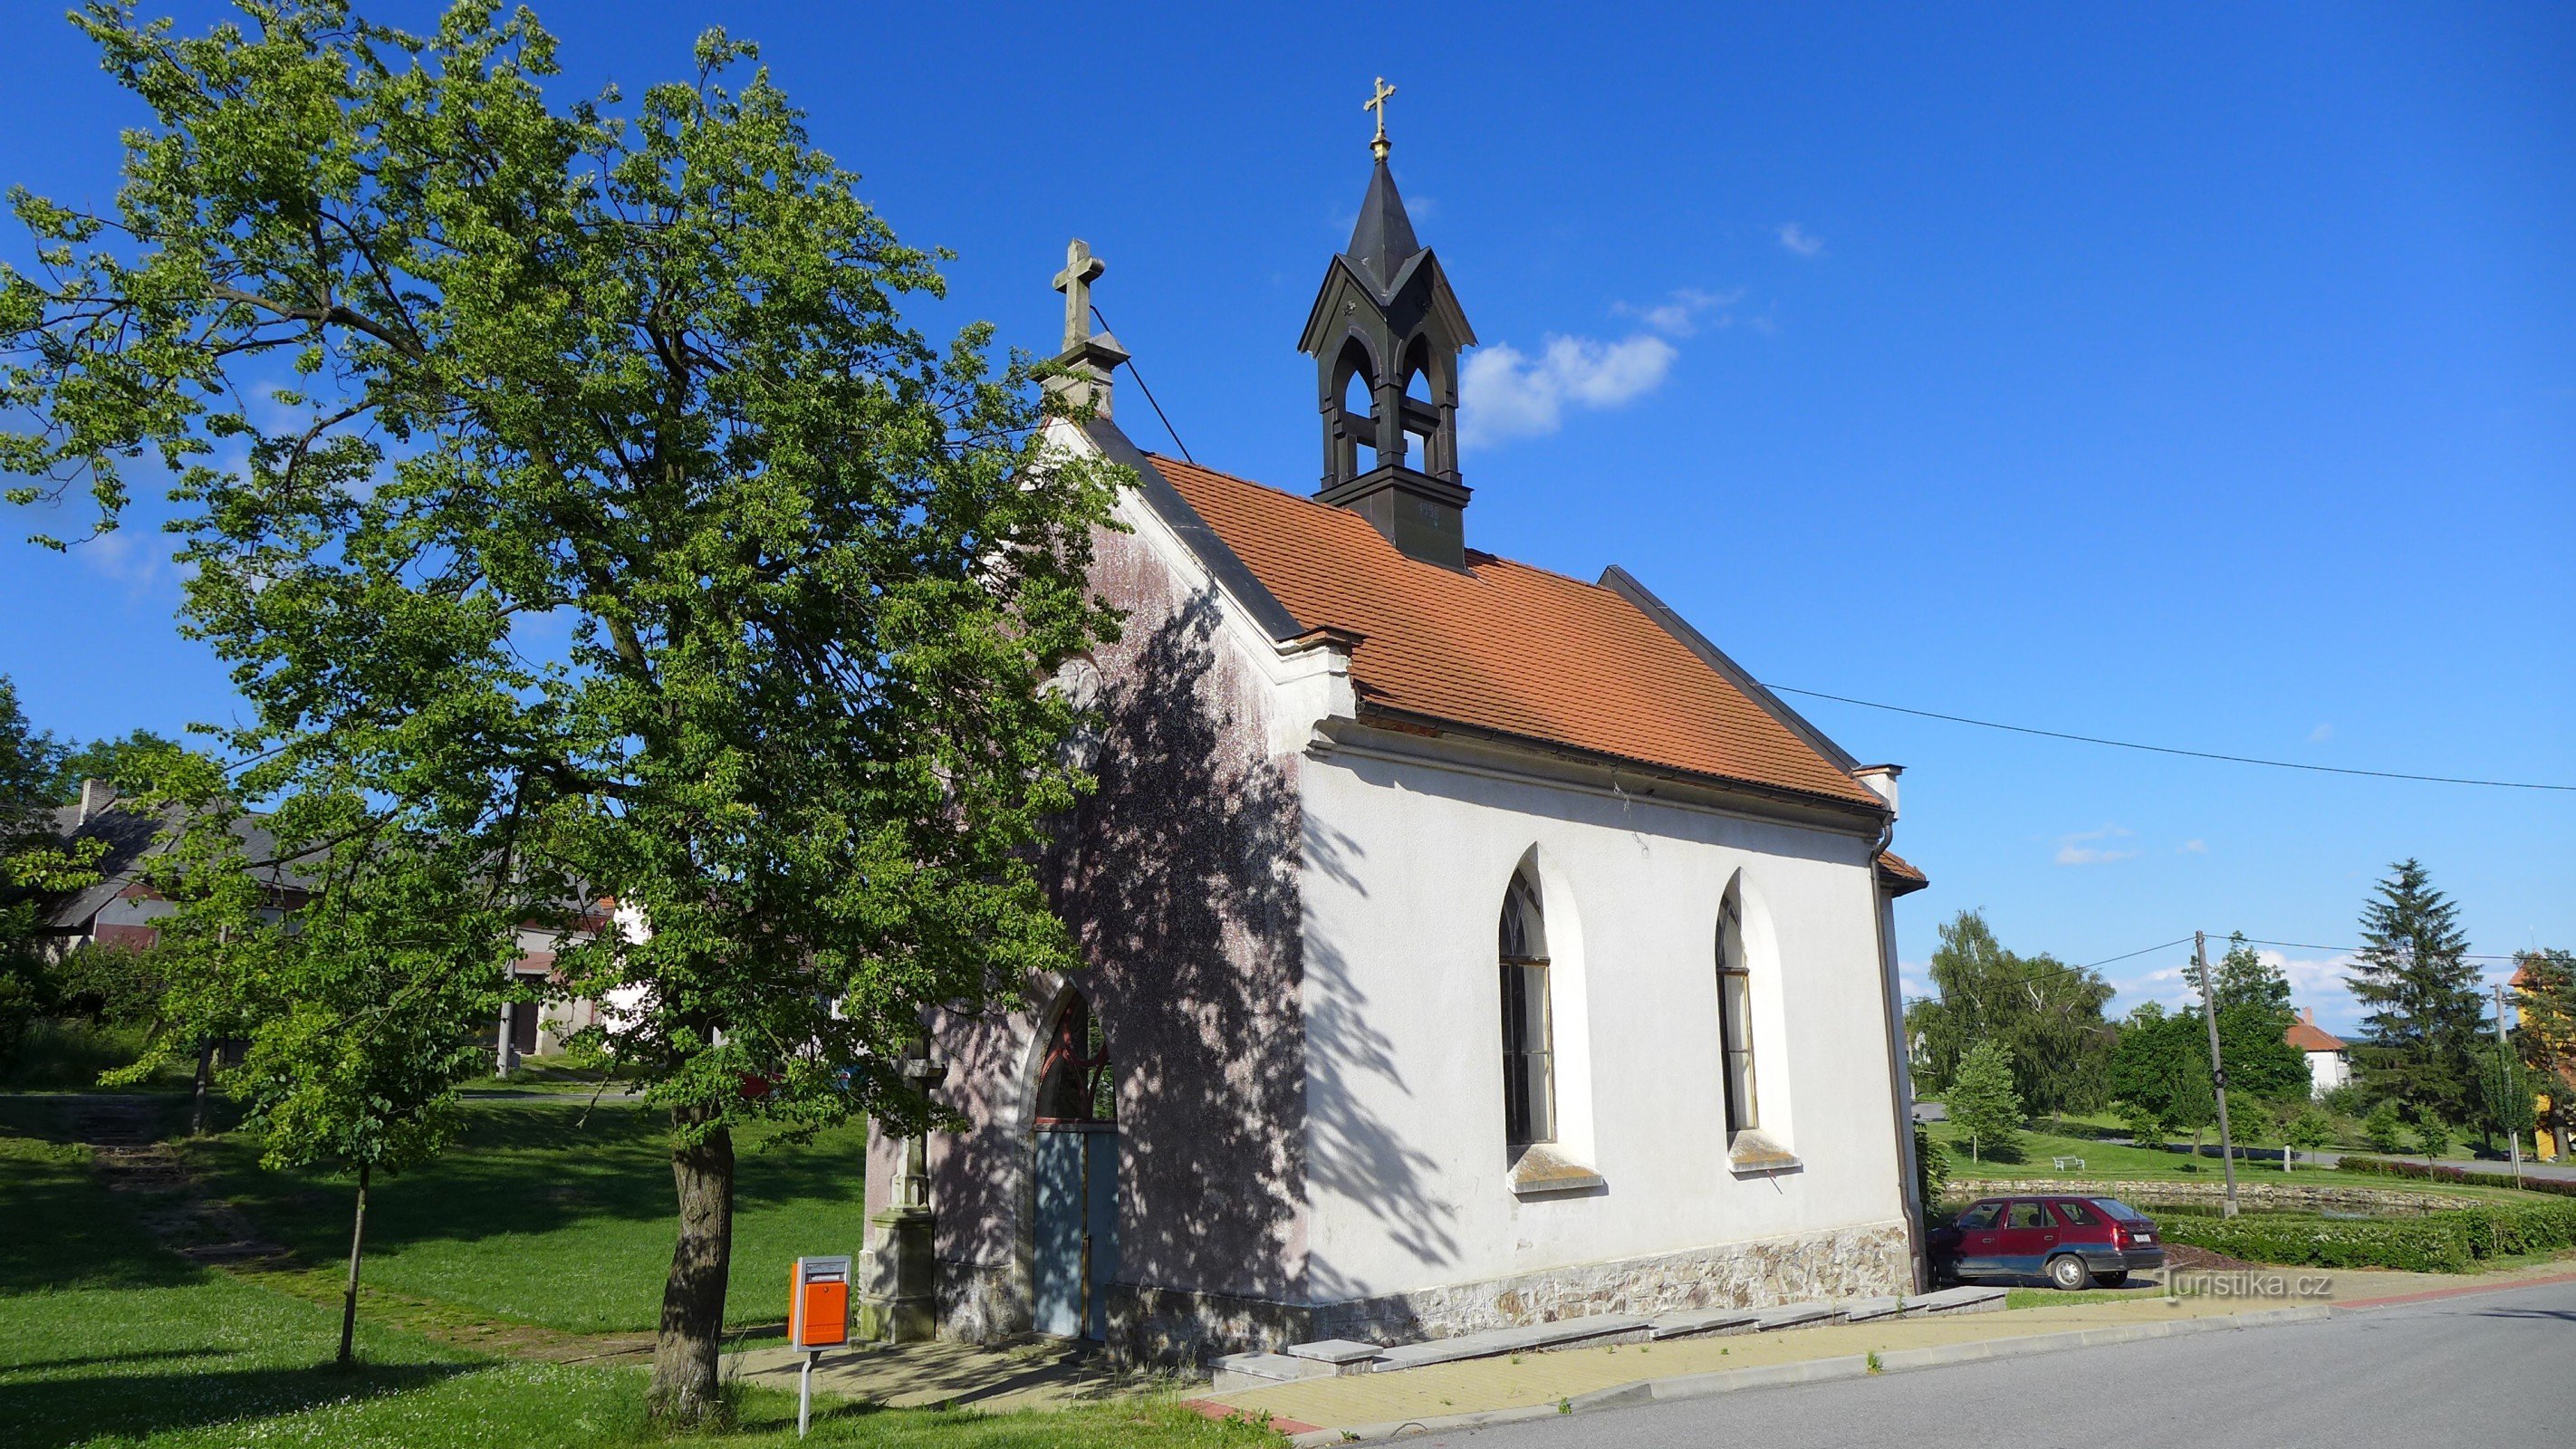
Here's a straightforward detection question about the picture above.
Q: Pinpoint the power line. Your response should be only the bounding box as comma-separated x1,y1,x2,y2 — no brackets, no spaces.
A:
2228,936,2526,964
2078,936,2196,971
1090,305,1193,464
1764,684,2575,792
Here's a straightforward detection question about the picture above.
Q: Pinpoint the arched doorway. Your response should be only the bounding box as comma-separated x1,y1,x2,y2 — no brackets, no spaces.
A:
1031,989,1120,1339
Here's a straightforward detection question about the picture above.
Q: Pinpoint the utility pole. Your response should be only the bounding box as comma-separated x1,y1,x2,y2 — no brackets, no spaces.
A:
2496,983,2525,1189
2196,931,2241,1219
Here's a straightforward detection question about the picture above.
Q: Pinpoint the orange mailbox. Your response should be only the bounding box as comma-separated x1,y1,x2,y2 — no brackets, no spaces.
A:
788,1255,851,1351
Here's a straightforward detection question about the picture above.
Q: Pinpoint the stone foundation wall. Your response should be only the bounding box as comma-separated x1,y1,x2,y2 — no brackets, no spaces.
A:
933,1257,1025,1344
1105,1284,1316,1367
1307,1219,1913,1346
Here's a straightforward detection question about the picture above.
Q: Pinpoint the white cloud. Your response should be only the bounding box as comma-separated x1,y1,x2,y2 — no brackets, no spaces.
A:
2119,947,2367,1032
2309,723,2333,743
2178,839,2208,854
2053,824,2138,866
1460,333,1678,447
1612,286,1745,338
73,527,180,599
1777,222,1825,258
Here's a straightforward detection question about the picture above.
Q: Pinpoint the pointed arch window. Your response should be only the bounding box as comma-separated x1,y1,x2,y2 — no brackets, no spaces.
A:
1498,868,1556,1148
1034,991,1115,1124
1716,892,1758,1136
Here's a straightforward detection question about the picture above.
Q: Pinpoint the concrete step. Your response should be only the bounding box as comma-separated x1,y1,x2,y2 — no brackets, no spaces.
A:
1837,1296,1905,1323
1369,1314,1651,1372
1901,1285,2008,1316
1211,1351,1340,1393
1279,1339,1383,1376
1748,1303,1844,1331
1646,1307,1761,1341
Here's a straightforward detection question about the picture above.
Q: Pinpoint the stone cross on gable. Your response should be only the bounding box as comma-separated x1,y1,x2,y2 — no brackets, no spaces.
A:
1052,238,1106,355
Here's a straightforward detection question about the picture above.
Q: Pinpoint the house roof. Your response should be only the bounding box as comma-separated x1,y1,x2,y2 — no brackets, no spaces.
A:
39,800,293,930
2286,1011,2347,1053
1151,455,1888,813
1877,849,1929,896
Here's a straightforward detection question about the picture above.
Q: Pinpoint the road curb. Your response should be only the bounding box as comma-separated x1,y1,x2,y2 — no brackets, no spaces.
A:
1283,1305,2332,1446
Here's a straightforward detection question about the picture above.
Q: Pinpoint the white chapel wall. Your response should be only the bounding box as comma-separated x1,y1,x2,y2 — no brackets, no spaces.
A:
1297,743,1908,1307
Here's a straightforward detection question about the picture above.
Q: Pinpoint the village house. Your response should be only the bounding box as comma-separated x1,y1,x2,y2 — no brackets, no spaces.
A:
35,780,596,1076
2285,1007,2350,1099
861,120,1930,1365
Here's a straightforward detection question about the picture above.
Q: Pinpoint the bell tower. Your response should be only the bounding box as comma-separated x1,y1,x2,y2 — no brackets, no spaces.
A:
1298,79,1478,568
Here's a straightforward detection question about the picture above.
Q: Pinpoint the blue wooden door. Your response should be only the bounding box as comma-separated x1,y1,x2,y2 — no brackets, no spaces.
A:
1033,1127,1119,1339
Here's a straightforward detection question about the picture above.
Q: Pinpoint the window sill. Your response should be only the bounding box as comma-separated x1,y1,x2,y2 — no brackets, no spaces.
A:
1508,1144,1606,1197
1726,1130,1801,1176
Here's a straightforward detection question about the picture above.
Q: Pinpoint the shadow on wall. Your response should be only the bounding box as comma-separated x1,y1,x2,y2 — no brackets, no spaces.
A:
1052,591,1311,1309
1047,591,1459,1336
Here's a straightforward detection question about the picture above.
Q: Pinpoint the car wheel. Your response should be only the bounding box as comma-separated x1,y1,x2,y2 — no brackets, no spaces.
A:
2048,1254,2093,1291
2097,1271,2129,1288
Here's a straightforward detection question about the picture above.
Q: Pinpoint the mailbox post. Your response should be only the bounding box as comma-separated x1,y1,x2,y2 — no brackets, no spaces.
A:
788,1255,851,1437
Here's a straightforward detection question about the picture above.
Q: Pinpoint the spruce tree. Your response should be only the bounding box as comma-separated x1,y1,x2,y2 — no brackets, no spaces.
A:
2349,860,2485,1137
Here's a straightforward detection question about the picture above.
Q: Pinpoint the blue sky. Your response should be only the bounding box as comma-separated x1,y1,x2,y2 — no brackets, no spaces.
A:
0,3,2566,1032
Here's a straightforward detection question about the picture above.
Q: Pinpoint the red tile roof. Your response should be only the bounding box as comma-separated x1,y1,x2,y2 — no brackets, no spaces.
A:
2286,1011,2346,1052
1877,849,1928,894
1153,456,1885,811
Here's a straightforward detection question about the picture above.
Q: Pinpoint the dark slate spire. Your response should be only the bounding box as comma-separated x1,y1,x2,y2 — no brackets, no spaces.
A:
1297,82,1478,568
1344,158,1422,295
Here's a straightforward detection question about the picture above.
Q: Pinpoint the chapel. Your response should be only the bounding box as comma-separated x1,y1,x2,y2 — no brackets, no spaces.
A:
861,91,1929,1364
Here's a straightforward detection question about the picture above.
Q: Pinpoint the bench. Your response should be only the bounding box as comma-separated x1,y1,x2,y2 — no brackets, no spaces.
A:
2052,1156,2086,1171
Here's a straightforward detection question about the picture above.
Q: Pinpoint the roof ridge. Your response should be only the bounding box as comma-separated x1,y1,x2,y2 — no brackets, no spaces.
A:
1144,453,1625,598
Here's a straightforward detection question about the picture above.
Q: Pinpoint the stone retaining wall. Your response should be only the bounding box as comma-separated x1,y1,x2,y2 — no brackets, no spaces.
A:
1952,1178,2467,1214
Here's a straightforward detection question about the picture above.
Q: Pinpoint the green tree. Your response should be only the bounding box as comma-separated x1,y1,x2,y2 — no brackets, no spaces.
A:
2283,1101,2333,1164
1906,910,2116,1114
2412,1113,2455,1164
1912,1119,1948,1214
2172,936,2309,1107
2210,932,2293,1014
46,728,179,804
0,677,103,1059
0,5,1120,1423
2109,1001,2218,1156
2348,860,2486,1141
2360,1099,2408,1155
2515,950,2576,1161
115,780,505,1365
1946,1040,2025,1164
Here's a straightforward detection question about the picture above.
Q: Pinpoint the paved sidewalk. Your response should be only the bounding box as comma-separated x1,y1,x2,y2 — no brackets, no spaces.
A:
1204,1257,2576,1438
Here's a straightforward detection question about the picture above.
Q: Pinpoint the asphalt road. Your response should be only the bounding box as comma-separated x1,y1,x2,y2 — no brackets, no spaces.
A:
1433,1280,2576,1448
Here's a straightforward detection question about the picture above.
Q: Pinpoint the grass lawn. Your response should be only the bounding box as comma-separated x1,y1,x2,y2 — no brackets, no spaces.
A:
1924,1117,2546,1204
0,1124,1276,1448
184,1099,874,1334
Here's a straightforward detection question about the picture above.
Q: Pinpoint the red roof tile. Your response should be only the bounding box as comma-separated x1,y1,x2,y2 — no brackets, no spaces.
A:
2286,1015,2346,1052
1153,456,1884,811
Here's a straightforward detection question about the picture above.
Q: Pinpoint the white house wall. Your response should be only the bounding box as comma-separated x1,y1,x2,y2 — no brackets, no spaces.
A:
1298,741,1908,1308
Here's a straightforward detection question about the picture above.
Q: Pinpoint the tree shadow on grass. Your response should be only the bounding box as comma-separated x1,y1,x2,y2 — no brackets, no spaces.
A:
186,1100,867,1261
0,1359,474,1449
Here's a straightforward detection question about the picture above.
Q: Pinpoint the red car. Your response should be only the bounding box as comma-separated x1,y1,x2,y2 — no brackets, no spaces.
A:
1929,1195,2166,1291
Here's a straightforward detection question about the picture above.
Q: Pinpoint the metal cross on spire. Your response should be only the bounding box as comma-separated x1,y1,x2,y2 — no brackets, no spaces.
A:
1052,238,1105,354
1365,76,1397,161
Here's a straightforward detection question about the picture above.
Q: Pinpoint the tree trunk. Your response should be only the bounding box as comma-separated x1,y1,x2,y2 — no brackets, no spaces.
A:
338,1162,370,1368
648,1106,736,1427
190,1040,214,1137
